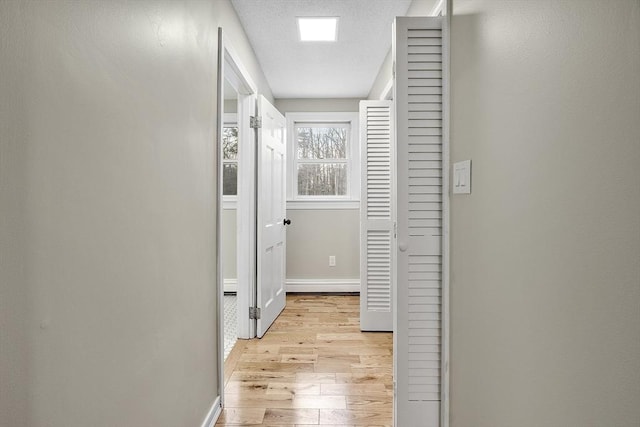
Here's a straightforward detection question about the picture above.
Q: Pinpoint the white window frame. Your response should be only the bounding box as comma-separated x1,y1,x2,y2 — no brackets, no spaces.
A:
222,113,238,209
286,112,359,209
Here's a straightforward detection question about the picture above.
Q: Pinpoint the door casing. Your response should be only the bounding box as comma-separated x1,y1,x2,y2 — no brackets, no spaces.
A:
216,27,258,412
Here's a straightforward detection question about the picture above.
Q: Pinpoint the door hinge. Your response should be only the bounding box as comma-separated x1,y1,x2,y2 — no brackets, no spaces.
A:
394,222,397,239
250,116,262,129
249,307,261,320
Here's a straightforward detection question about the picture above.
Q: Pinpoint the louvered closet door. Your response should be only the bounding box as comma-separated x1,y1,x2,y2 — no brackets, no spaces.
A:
394,17,444,427
360,100,394,332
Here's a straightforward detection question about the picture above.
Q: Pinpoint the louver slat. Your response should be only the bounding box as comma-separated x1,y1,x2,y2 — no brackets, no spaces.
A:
360,101,394,332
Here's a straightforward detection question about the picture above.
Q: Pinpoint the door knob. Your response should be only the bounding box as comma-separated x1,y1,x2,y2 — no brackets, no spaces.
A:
398,242,408,252
283,218,291,225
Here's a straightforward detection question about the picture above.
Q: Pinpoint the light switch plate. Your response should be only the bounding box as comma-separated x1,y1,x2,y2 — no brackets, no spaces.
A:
453,160,471,194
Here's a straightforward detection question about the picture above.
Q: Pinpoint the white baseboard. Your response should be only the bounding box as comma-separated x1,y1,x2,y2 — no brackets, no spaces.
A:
226,278,360,293
223,278,237,293
286,279,360,293
200,396,221,427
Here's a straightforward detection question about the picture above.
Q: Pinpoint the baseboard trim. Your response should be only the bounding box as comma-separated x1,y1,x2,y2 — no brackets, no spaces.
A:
286,279,360,293
223,278,237,293
200,396,221,427
226,278,360,293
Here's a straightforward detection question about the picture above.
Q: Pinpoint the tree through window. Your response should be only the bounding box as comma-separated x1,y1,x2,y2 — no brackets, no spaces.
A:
295,124,349,196
222,125,238,196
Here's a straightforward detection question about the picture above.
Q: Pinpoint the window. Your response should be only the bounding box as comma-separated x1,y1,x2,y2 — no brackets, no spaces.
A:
222,115,238,197
296,124,348,196
286,112,359,208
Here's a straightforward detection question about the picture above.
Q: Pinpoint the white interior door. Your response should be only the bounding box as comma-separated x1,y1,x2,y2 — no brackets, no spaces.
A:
256,95,287,338
394,16,445,427
360,100,394,331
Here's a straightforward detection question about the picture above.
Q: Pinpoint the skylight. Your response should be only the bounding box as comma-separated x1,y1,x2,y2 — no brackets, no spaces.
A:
297,17,338,42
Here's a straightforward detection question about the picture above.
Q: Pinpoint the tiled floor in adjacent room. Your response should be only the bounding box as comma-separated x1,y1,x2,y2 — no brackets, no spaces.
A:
217,294,393,426
224,294,238,361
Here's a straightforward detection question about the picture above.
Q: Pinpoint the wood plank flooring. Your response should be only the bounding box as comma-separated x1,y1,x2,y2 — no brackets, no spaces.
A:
217,294,393,426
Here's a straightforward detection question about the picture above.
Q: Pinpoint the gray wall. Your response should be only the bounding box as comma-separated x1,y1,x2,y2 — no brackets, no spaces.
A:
450,1,640,426
0,1,271,426
275,98,361,113
286,210,360,279
274,99,362,282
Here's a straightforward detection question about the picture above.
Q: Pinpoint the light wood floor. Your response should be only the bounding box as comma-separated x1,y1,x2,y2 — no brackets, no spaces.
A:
218,294,393,426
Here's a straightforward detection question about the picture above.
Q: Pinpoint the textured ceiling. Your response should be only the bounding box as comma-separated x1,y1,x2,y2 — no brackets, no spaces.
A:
230,0,413,99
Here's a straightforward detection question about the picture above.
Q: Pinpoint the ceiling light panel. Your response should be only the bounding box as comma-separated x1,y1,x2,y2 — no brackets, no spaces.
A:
297,17,338,42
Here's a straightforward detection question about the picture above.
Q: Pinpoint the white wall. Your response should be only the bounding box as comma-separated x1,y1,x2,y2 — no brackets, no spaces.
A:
0,1,272,426
222,209,237,280
450,1,640,426
274,99,362,288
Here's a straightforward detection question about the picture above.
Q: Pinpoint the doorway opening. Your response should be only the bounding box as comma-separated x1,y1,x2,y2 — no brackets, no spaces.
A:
221,79,240,361
215,10,450,425
216,28,260,411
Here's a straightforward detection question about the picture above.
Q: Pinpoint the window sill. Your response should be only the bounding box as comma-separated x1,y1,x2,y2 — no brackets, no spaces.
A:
286,200,359,210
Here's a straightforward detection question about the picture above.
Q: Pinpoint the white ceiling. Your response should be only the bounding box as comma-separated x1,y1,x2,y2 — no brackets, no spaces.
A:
230,0,413,99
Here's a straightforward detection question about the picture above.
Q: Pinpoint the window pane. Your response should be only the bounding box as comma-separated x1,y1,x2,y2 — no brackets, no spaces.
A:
297,163,347,196
223,163,237,195
296,126,347,160
223,127,238,160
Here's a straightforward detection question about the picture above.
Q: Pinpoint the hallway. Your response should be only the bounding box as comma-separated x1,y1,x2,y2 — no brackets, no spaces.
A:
218,295,393,426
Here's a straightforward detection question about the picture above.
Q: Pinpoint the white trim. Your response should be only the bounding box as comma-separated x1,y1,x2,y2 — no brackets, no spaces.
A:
215,27,225,422
286,200,359,210
285,112,360,204
286,279,360,293
441,2,452,426
391,20,398,427
200,397,222,427
223,41,257,95
222,198,237,210
223,113,237,125
380,78,393,101
223,278,237,293
200,396,221,427
431,0,446,16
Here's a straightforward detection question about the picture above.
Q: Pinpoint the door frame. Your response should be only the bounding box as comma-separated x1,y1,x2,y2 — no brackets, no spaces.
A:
441,3,451,425
216,27,258,410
